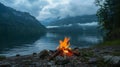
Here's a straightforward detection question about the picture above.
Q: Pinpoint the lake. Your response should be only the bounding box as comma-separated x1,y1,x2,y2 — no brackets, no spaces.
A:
0,31,103,57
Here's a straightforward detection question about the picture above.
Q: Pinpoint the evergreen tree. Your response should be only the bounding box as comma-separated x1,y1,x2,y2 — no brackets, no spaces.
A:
95,0,120,40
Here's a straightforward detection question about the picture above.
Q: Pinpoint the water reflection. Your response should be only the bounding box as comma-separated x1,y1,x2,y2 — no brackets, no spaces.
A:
0,35,44,53
0,32,103,56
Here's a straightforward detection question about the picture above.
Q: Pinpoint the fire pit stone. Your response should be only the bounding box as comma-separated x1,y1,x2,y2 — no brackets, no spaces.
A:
38,49,50,59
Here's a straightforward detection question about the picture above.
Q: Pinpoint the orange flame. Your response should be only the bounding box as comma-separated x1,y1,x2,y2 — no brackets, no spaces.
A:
57,37,73,56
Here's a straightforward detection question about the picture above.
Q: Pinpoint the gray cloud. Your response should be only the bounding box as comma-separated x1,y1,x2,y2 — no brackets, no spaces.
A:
0,0,97,21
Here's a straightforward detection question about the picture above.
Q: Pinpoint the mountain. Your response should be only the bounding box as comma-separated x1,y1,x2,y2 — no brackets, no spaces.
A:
49,15,97,26
47,22,101,35
0,2,46,39
47,15,102,34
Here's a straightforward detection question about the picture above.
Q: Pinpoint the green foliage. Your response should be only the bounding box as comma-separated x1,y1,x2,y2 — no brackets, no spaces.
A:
97,39,120,47
95,0,120,40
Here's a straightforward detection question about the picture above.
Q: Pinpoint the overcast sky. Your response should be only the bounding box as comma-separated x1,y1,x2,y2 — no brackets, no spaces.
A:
0,0,98,21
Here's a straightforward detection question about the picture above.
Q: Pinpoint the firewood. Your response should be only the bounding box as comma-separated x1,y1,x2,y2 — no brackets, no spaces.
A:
73,48,80,56
48,50,61,60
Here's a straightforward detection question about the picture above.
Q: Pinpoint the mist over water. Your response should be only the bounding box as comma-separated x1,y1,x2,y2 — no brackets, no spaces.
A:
47,22,98,28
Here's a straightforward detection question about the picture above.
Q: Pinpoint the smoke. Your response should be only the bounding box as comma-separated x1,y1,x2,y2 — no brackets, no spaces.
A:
0,0,97,21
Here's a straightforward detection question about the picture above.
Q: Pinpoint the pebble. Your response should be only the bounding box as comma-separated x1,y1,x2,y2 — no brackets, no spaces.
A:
88,58,97,64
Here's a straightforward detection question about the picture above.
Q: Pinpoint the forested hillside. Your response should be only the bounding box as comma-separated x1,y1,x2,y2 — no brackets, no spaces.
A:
0,3,46,39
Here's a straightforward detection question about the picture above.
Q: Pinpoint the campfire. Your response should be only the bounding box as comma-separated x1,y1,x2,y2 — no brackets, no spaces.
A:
57,37,73,56
49,37,80,60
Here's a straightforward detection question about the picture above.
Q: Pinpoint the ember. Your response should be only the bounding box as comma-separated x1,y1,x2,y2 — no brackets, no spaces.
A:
57,37,73,56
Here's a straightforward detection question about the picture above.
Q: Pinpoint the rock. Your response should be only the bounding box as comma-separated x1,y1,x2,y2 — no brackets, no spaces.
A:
103,55,113,62
111,56,120,64
38,50,49,59
103,55,120,64
32,52,37,57
88,58,97,64
47,61,55,66
55,56,64,60
16,54,20,57
0,62,11,67
22,60,32,64
49,50,57,56
55,56,70,65
55,59,70,65
103,50,112,53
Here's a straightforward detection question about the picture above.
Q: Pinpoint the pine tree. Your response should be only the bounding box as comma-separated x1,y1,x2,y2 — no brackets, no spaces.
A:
95,0,120,40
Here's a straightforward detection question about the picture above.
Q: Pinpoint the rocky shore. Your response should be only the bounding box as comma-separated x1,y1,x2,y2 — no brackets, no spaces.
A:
0,46,120,67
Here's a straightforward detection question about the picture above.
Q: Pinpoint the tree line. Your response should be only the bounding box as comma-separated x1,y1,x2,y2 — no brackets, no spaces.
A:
95,0,120,40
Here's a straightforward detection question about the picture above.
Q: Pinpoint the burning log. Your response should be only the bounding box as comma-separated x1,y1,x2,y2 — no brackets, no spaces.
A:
57,37,73,56
49,37,80,61
49,37,72,60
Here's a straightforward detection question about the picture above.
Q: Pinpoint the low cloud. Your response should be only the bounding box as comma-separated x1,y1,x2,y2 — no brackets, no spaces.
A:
0,0,97,21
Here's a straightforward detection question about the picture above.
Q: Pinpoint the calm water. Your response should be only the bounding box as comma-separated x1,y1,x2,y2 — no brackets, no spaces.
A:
0,32,103,57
